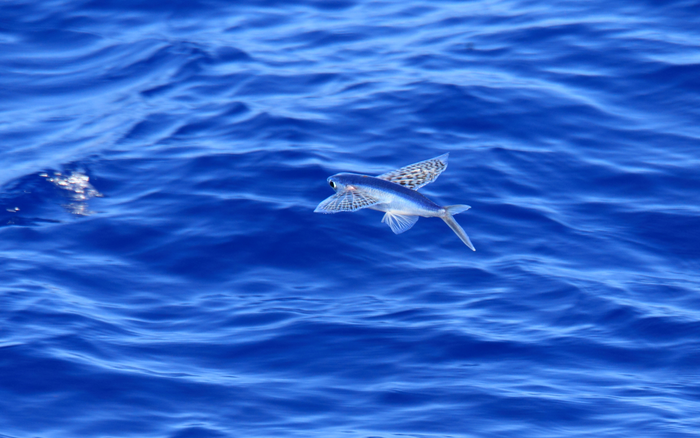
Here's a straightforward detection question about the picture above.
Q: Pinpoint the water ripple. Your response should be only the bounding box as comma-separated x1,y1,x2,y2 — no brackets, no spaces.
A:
2,0,700,437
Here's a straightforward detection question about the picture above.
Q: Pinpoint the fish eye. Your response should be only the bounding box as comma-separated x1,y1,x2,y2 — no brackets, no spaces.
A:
329,181,336,189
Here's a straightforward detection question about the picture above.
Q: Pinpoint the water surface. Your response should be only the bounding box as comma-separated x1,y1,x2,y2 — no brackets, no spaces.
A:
1,0,700,437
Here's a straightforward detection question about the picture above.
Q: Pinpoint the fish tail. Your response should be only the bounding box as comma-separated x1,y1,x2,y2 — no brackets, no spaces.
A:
445,204,471,216
441,205,475,251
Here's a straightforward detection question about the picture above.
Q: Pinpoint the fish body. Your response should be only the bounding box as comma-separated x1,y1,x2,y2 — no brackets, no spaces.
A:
327,173,444,217
314,153,475,250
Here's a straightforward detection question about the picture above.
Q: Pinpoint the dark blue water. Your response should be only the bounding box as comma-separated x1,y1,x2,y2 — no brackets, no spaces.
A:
2,1,700,437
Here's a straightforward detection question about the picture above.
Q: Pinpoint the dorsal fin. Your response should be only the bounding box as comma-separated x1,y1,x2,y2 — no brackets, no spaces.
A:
376,153,448,190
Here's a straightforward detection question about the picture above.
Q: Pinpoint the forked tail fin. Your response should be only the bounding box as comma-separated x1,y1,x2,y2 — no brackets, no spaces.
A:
441,205,475,251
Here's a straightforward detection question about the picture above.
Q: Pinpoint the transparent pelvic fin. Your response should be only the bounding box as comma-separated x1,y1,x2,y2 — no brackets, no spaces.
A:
381,212,419,234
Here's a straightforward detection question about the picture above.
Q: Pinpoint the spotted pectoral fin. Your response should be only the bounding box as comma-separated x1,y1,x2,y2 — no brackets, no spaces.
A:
381,212,419,234
314,188,381,213
376,153,448,190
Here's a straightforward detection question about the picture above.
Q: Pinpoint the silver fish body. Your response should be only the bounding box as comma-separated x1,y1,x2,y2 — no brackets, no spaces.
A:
314,153,475,250
327,173,445,217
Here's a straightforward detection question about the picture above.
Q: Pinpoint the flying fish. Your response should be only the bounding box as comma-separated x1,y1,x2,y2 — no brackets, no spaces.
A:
314,153,475,250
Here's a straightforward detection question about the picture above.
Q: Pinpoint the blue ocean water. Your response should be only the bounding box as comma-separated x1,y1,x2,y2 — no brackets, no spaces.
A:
2,0,700,436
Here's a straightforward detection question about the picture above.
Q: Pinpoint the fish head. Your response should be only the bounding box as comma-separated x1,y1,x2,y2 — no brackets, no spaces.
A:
326,173,359,193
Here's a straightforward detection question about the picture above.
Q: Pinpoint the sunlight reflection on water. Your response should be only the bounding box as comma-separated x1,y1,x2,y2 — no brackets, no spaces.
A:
42,171,102,216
